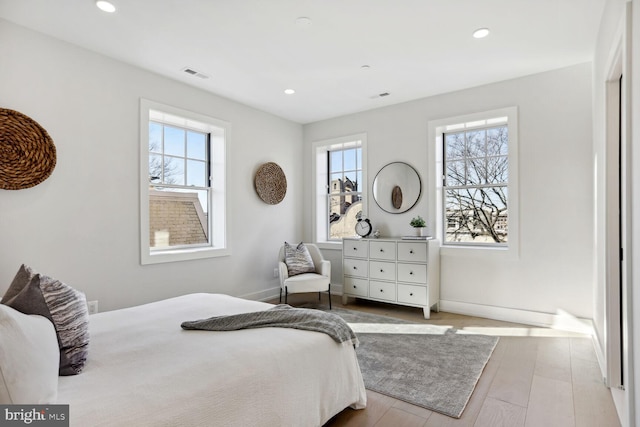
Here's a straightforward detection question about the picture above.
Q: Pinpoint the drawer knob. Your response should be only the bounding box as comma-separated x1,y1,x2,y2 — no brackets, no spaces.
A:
353,285,357,289
353,247,357,251
380,248,384,252
380,289,384,293
410,293,414,296
353,266,357,270
410,250,414,254
380,269,384,273
409,271,414,275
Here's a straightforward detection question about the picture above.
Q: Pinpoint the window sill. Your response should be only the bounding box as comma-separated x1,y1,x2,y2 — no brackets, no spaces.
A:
440,244,517,260
316,241,344,251
142,246,230,265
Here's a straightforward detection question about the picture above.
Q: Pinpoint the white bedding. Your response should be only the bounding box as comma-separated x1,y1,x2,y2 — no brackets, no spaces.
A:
57,293,367,426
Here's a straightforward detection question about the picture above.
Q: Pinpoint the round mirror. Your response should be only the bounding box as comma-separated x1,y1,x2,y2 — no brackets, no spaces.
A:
372,162,421,214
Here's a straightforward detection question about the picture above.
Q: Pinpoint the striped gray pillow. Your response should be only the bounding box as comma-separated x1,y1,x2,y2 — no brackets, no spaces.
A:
284,242,316,276
1,265,89,376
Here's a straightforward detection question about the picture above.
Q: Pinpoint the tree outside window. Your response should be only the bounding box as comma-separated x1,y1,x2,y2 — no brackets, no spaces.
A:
444,124,508,244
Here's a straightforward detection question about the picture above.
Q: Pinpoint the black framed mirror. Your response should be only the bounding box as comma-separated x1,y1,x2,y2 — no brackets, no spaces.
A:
372,161,421,214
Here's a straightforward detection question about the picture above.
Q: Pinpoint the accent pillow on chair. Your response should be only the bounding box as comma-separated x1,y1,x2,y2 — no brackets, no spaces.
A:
1,264,90,375
283,242,316,276
0,303,59,404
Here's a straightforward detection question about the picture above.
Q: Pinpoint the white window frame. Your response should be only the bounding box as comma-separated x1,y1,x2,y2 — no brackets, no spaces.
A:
312,133,367,249
428,107,519,257
140,99,229,264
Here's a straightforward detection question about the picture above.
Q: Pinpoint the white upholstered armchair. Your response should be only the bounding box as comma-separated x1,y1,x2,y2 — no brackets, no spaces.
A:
278,243,331,309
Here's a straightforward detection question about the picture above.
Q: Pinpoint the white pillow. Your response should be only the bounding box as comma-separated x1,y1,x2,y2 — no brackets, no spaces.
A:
0,303,59,404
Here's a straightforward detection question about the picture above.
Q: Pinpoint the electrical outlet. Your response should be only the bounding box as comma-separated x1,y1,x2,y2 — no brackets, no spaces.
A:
87,300,99,315
273,267,278,278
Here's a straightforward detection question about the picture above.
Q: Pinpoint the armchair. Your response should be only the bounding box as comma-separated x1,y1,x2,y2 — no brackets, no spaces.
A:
278,243,331,309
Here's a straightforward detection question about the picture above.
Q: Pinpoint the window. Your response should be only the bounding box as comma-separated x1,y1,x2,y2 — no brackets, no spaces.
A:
313,134,366,245
140,99,228,264
429,107,518,251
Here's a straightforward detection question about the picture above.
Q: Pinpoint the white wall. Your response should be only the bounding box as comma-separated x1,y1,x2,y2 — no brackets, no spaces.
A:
304,63,594,320
0,20,303,311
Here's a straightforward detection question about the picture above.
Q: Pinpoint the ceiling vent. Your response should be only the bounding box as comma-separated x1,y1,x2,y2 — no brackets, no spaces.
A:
370,92,391,99
182,67,210,79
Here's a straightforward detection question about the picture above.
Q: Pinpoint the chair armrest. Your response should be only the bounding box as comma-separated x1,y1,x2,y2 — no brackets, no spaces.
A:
319,260,331,278
278,261,289,287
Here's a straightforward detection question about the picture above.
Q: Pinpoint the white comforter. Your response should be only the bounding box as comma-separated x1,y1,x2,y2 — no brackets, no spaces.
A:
57,293,366,426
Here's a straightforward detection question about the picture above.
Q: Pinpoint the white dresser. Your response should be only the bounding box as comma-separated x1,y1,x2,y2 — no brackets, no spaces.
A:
342,237,440,319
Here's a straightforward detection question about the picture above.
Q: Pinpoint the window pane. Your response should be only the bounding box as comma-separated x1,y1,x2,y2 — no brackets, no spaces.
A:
187,159,207,187
164,126,185,157
330,150,342,172
344,172,357,190
445,133,465,160
344,149,357,171
446,160,466,186
163,156,184,185
467,130,486,158
149,154,162,182
187,131,206,160
486,155,508,184
444,187,507,244
487,126,508,156
149,122,162,153
356,149,362,170
330,173,343,192
356,171,362,191
466,157,485,185
149,187,209,248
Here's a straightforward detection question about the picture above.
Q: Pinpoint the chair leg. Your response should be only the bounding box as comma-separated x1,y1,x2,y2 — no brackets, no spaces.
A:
285,287,288,304
318,292,321,301
279,288,282,303
328,284,332,310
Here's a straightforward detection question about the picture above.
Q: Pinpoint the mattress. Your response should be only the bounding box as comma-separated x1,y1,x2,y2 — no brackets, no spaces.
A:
56,293,366,426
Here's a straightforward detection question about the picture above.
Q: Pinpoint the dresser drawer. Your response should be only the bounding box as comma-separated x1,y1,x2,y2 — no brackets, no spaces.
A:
397,242,428,262
397,284,427,306
397,263,427,284
344,277,368,297
343,258,368,278
369,241,396,261
369,261,396,281
369,280,396,302
343,239,369,258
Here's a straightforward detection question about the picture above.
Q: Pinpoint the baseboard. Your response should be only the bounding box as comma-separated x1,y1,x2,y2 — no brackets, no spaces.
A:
439,300,594,335
592,328,608,382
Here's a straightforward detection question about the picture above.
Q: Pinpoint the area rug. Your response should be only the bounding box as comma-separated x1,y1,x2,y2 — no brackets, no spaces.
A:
306,305,499,419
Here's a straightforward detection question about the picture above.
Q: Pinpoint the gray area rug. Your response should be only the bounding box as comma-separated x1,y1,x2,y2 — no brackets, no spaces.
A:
307,305,499,419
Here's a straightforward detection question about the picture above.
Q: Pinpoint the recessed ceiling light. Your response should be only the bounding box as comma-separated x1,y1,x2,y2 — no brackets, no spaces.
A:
295,17,312,26
284,89,296,95
361,65,371,70
473,28,490,39
96,1,116,13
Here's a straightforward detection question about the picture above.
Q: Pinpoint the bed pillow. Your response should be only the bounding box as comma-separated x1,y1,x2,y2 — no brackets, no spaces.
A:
2,264,90,376
0,303,59,404
284,242,316,276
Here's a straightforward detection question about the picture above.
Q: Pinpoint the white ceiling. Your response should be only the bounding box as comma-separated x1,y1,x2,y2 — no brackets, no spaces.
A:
0,0,606,124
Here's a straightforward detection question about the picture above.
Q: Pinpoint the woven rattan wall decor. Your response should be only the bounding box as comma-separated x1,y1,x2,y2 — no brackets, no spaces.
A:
0,108,57,190
254,162,287,204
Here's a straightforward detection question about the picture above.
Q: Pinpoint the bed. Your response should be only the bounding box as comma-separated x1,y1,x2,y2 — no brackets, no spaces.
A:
55,293,367,426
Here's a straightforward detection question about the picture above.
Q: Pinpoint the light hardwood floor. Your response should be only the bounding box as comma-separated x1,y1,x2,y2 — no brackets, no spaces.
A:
272,294,621,427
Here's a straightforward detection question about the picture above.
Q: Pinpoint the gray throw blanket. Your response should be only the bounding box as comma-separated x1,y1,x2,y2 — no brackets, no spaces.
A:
181,304,359,347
